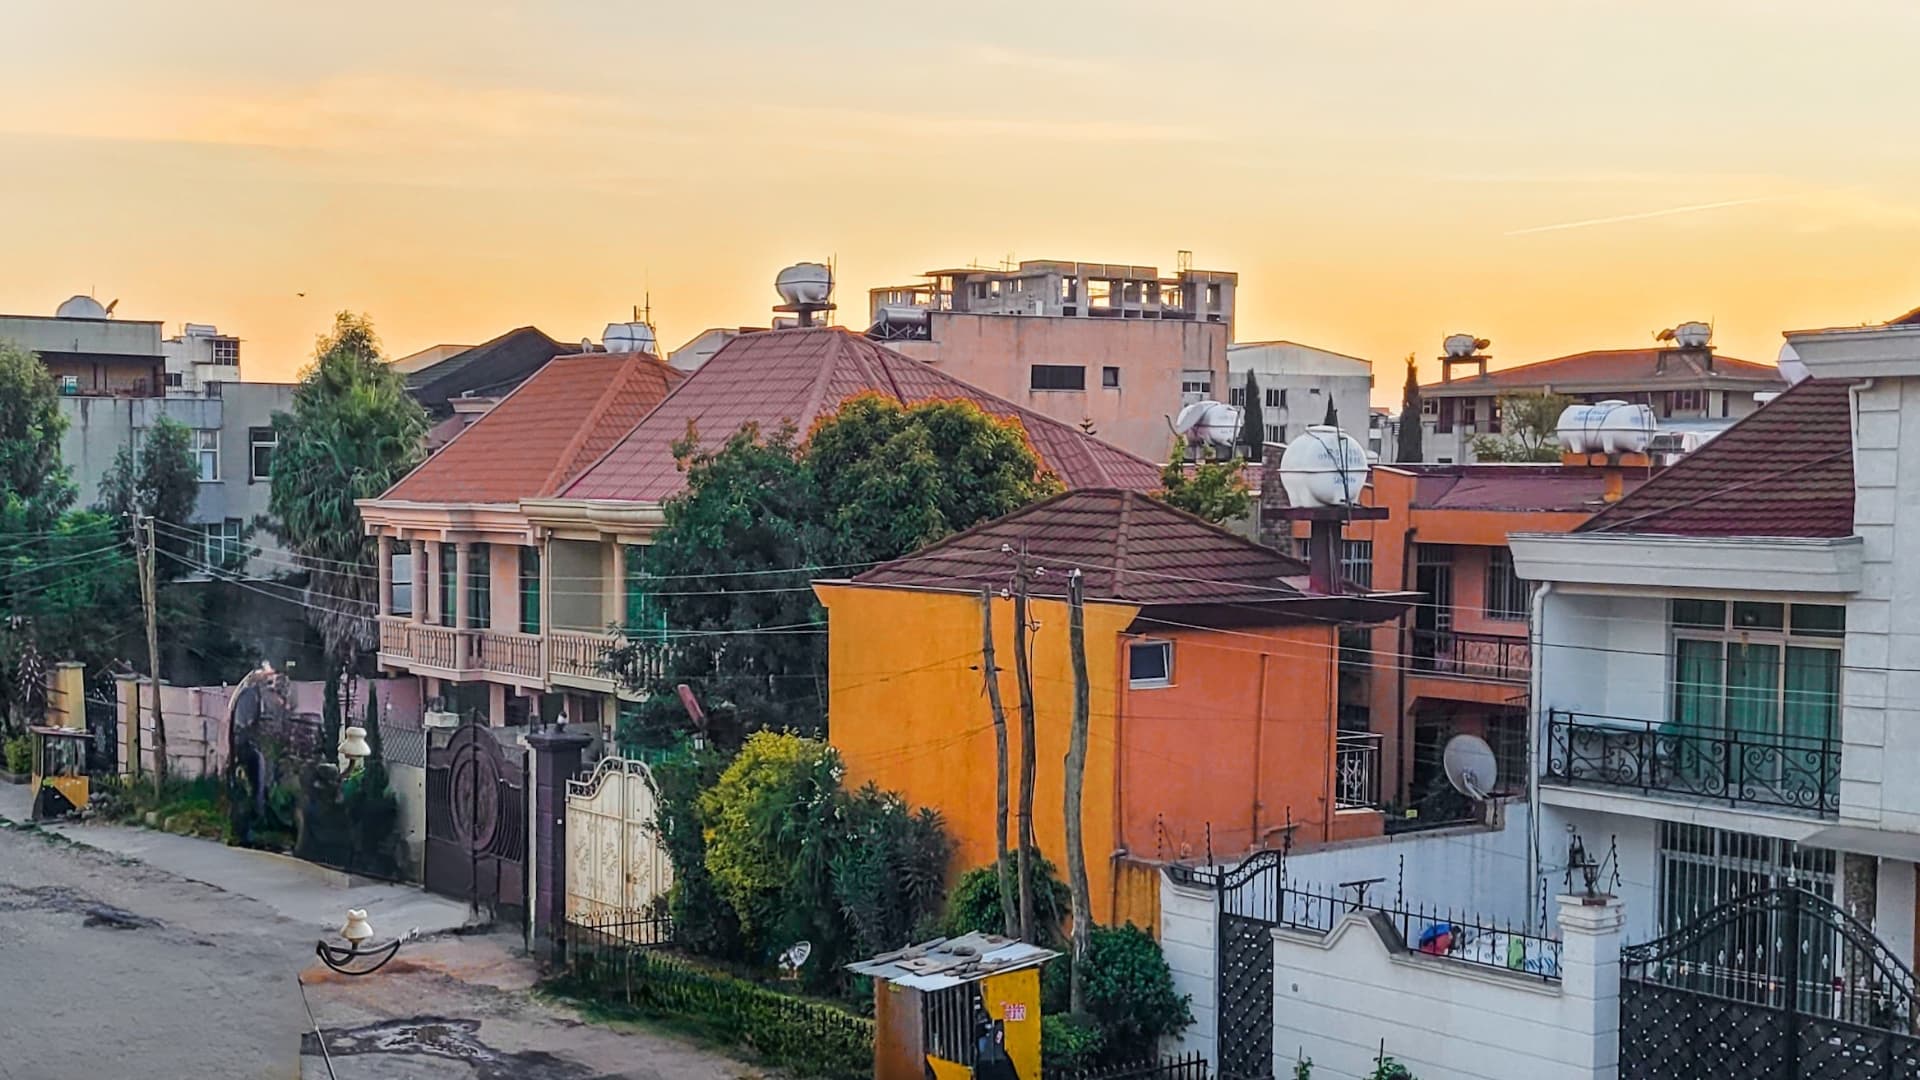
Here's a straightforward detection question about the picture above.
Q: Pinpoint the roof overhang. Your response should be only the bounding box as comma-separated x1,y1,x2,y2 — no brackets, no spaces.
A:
1509,531,1862,593
355,499,537,541
1130,592,1417,632
1784,324,1920,379
519,497,667,542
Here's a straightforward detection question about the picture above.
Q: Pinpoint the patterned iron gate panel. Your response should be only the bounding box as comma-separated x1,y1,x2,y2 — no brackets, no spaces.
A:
563,756,674,922
425,721,527,918
1216,850,1283,1080
1620,884,1920,1080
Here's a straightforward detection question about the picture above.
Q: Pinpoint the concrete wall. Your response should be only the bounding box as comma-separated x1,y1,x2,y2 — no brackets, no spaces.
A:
1535,589,1667,723
1226,341,1373,448
119,675,422,779
1159,874,1219,1062
548,539,606,632
388,761,427,878
888,312,1228,463
1271,897,1621,1080
1282,805,1539,927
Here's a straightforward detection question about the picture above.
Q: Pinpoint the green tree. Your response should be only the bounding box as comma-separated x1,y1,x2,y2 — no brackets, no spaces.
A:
1397,355,1424,463
1470,390,1574,462
0,339,76,537
1079,923,1194,1058
343,687,402,875
1238,371,1265,462
96,417,202,580
267,313,427,668
1156,439,1253,525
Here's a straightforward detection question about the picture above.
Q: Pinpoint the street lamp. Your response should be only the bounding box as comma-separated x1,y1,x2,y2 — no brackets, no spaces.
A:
338,726,371,771
315,907,401,976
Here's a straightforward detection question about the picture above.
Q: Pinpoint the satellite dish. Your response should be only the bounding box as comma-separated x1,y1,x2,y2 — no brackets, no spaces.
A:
1777,342,1811,387
1442,734,1498,800
779,941,813,972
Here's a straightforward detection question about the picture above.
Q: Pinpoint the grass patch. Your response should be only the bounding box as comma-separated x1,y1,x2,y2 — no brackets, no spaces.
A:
93,775,230,840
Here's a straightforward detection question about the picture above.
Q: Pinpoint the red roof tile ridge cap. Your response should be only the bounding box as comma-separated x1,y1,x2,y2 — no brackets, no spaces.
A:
1112,491,1135,597
538,355,670,496
1586,446,1852,535
556,346,709,498
797,330,859,429
377,350,562,501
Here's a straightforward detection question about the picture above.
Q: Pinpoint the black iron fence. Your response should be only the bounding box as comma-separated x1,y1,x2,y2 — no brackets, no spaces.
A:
1046,1052,1211,1080
1545,710,1840,816
1410,628,1531,683
1253,877,1562,981
562,908,677,954
1334,732,1383,810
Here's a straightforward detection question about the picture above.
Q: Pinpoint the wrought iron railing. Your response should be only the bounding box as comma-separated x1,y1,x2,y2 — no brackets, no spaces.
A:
1335,732,1383,810
1409,628,1531,683
1544,710,1840,817
1245,875,1562,981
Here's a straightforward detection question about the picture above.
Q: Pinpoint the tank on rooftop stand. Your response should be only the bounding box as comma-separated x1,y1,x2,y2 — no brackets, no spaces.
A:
1271,422,1386,593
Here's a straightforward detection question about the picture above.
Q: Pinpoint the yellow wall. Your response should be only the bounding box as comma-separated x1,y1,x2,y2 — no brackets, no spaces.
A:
818,583,1138,924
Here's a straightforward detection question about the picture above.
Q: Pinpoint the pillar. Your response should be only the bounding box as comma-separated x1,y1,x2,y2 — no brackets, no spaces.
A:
113,673,140,777
526,727,592,962
376,535,393,617
1556,893,1625,1080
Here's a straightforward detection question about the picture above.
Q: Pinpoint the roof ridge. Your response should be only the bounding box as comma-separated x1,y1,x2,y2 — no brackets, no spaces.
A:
1113,491,1134,596
376,346,561,500
539,355,660,496
799,330,851,426
556,346,704,497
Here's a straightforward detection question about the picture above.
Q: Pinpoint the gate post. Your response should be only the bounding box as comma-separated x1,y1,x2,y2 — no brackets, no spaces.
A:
1557,894,1626,1080
526,728,591,962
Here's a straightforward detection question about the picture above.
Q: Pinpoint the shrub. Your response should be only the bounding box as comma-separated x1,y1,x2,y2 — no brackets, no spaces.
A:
829,783,950,959
3,733,30,775
946,851,1073,947
1080,923,1193,1059
1041,1013,1106,1073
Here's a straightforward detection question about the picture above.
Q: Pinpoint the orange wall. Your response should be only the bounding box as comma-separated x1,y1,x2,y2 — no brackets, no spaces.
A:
1118,622,1344,864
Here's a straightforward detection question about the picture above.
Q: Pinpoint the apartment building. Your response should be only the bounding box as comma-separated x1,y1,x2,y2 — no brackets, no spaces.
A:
1225,340,1373,450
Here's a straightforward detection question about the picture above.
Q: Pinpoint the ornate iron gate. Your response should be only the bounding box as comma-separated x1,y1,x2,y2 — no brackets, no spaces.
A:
1621,884,1920,1079
1217,850,1283,1080
563,756,673,922
425,720,527,918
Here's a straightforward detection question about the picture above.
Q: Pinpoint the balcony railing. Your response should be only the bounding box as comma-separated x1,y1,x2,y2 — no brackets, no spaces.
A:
1410,628,1531,684
550,628,622,686
475,629,542,681
1544,710,1839,817
1335,732,1384,810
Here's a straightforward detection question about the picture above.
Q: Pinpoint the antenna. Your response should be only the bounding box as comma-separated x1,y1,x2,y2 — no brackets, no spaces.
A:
1441,734,1499,800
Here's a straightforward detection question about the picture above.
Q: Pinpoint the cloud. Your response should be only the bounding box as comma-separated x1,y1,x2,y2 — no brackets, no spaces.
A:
956,44,1119,79
1504,196,1780,236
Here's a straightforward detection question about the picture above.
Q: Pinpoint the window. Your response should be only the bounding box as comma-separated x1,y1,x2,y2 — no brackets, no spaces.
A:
391,548,414,618
212,338,239,366
1030,364,1086,391
1657,822,1835,985
165,372,184,389
1128,640,1172,688
1087,280,1113,310
193,429,219,481
438,543,456,627
466,542,491,629
624,545,666,641
1666,389,1704,415
1101,366,1120,388
1265,388,1286,409
1421,398,1439,416
1435,398,1456,434
1266,423,1282,443
1229,386,1245,407
1485,398,1502,434
248,427,276,482
519,547,541,635
1461,398,1478,429
1483,548,1529,621
1341,539,1373,589
59,374,79,395
199,518,244,569
1180,370,1212,397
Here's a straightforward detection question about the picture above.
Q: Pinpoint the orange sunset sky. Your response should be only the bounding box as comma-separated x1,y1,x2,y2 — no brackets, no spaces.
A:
2,1,1916,397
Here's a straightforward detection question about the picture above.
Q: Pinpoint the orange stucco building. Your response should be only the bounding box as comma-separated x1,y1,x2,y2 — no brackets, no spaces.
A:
818,489,1407,926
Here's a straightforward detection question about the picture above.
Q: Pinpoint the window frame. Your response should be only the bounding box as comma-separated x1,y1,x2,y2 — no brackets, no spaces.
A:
1101,365,1121,389
466,542,492,630
1128,639,1174,689
1265,387,1286,409
1666,599,1844,738
193,428,220,482
1483,548,1529,621
1029,364,1087,392
518,546,542,635
59,374,80,394
248,426,276,483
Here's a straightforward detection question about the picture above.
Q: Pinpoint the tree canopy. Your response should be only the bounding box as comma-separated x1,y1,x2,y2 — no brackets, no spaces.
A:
266,313,427,669
1156,439,1253,525
1237,370,1265,462
0,340,75,537
1470,390,1574,462
1397,354,1424,463
97,416,203,581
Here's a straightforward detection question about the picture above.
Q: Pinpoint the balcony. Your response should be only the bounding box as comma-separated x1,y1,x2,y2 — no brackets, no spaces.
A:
548,628,623,691
1335,732,1384,810
1410,629,1531,684
1544,710,1839,817
376,615,617,690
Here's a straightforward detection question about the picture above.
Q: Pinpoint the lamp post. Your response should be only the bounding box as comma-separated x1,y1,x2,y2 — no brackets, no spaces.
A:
315,907,402,976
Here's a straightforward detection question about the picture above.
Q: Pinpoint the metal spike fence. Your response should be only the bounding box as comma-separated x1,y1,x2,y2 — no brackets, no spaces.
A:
1250,877,1563,981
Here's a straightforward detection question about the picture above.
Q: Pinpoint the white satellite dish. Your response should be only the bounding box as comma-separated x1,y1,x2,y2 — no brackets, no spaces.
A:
779,940,813,972
1777,342,1811,387
1442,734,1499,800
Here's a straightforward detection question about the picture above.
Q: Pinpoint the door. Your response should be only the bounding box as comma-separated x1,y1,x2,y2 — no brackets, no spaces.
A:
425,720,527,918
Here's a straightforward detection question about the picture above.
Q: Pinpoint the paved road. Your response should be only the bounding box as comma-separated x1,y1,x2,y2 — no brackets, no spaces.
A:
0,814,761,1079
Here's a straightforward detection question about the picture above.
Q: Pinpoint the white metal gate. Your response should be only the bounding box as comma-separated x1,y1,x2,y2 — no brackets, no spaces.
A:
564,756,673,920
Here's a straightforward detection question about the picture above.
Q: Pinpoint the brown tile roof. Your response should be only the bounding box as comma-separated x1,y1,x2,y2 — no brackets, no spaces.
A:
852,488,1320,605
382,352,684,504
1406,464,1645,513
1426,347,1783,396
1578,377,1855,538
560,328,1161,502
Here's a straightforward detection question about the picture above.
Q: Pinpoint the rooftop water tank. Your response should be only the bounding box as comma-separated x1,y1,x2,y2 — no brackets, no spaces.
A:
1555,400,1656,455
873,304,930,326
1443,333,1490,358
55,295,107,319
1670,321,1712,349
1277,425,1369,508
602,321,658,354
1173,400,1241,449
775,262,833,306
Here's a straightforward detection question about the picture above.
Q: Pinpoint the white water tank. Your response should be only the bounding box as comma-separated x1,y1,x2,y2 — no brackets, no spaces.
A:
602,321,658,354
1556,400,1656,455
775,262,833,306
1443,333,1490,358
55,295,107,319
873,304,930,326
1278,425,1369,508
1671,321,1712,349
1173,400,1241,449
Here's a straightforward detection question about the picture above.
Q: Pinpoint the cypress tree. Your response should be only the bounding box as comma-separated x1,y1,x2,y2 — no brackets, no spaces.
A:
1238,371,1265,462
1397,355,1425,463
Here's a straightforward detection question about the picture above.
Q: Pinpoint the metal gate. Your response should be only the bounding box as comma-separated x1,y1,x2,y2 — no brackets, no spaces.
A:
563,756,673,922
1216,850,1284,1080
425,720,527,918
1621,884,1920,1079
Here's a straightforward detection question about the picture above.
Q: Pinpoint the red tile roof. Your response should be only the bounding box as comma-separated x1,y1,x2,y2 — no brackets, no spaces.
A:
382,352,684,504
1406,464,1646,513
1426,348,1783,396
1578,377,1855,538
560,328,1161,502
853,489,1321,605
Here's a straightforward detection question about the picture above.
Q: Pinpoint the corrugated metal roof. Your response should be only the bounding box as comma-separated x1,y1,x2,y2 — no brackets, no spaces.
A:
1425,347,1782,395
1407,464,1645,513
845,932,1057,990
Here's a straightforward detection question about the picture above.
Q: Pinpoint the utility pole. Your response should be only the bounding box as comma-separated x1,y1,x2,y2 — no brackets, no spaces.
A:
139,514,168,787
980,586,1016,939
1064,568,1092,1015
1007,542,1044,944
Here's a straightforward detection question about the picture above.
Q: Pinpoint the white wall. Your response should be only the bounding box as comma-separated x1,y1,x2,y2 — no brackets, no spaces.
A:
1284,807,1539,927
1536,590,1667,723
1537,804,1662,941
1158,875,1218,1063
1271,898,1621,1080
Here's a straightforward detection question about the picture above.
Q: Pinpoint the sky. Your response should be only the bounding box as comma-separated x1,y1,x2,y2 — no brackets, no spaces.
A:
2,1,1917,398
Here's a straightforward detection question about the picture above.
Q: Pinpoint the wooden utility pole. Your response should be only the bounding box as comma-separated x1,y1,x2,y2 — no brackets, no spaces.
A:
980,586,1017,939
1010,542,1039,944
1064,568,1093,1015
139,514,169,787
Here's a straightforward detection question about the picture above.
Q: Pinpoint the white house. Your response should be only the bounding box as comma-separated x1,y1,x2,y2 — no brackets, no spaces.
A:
1510,309,1920,966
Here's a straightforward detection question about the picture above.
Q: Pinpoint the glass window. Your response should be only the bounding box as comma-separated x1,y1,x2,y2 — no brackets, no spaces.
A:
438,543,456,627
1732,601,1784,631
1790,604,1846,638
1341,539,1373,589
1180,370,1213,396
1030,364,1086,391
519,546,541,635
1128,640,1172,688
199,518,244,569
1671,599,1726,629
194,429,219,481
59,374,80,394
1102,366,1120,388
624,545,666,641
466,542,491,630
391,548,413,618
1265,388,1285,409
248,426,276,482
1483,548,1529,621
1229,385,1245,406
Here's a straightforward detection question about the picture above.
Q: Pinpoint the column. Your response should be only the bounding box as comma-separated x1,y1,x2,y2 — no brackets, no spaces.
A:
376,535,394,617
526,727,592,961
1556,893,1625,1080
